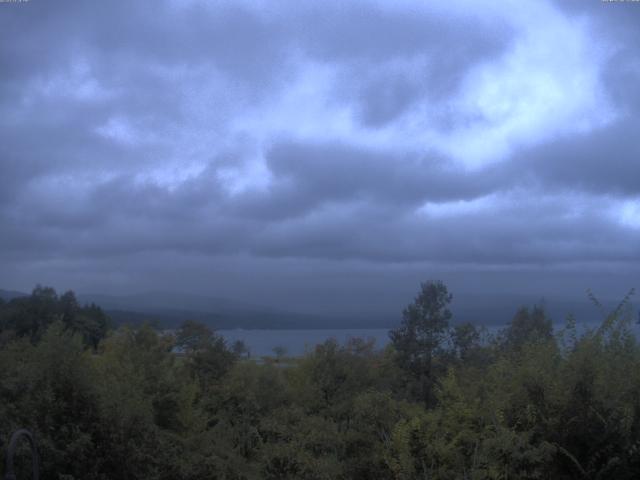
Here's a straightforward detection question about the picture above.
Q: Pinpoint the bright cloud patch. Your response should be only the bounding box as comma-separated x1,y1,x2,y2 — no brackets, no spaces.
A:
435,3,614,168
418,195,499,219
617,200,640,229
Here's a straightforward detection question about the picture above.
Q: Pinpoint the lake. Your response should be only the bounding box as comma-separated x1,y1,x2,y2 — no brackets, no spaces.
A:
218,320,640,357
217,328,392,357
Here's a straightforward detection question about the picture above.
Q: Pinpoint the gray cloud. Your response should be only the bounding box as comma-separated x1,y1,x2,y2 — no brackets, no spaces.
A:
514,118,640,197
554,0,640,111
0,0,638,313
230,141,505,220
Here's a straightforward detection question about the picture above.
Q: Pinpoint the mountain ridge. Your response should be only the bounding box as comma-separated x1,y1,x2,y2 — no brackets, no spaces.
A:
1,288,632,330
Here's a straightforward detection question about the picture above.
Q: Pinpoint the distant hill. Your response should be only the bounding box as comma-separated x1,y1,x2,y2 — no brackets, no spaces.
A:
451,293,631,329
0,289,28,301
1,287,633,330
77,291,374,330
0,288,390,329
77,291,264,315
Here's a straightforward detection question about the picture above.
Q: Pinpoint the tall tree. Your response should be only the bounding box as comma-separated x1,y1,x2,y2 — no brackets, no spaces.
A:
503,305,553,352
451,322,481,362
389,280,452,404
176,320,236,389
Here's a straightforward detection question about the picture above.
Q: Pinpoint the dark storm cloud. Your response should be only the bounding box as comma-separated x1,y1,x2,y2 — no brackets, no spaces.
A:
0,1,280,82
230,141,505,221
331,26,510,127
354,72,421,128
514,118,640,197
0,0,638,307
251,190,640,264
291,4,510,127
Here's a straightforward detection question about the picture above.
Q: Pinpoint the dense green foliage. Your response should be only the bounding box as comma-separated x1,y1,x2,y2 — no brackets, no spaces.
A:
1,283,639,479
0,286,110,349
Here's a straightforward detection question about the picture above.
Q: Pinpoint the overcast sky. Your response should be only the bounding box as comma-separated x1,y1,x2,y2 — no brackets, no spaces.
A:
1,0,638,316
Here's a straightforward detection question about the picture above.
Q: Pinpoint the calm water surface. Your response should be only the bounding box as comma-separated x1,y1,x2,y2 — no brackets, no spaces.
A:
218,329,391,357
219,321,640,357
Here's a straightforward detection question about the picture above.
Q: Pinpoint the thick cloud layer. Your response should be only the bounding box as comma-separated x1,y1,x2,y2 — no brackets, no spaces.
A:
0,0,638,314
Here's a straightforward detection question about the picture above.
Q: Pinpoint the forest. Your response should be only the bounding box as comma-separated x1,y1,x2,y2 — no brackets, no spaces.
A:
1,282,639,479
